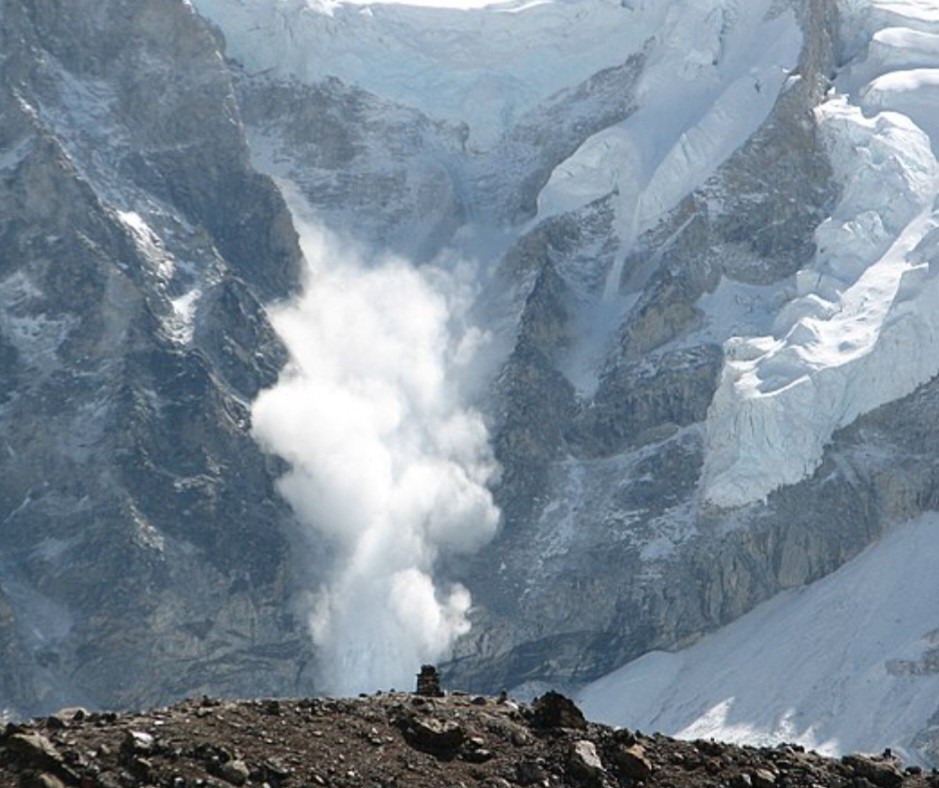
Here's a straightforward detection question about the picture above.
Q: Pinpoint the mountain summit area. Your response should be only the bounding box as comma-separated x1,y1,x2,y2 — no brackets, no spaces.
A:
3,0,939,769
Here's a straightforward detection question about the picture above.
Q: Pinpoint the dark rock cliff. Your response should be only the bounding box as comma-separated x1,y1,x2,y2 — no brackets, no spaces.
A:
0,0,315,715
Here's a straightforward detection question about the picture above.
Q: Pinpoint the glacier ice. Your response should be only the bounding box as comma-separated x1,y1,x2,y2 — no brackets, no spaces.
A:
191,0,647,148
536,0,801,295
702,0,939,508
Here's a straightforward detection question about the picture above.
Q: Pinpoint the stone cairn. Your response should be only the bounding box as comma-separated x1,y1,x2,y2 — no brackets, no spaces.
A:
415,665,444,697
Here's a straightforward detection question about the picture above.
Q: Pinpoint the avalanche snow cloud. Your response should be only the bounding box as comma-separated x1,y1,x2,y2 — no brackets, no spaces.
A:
251,212,500,694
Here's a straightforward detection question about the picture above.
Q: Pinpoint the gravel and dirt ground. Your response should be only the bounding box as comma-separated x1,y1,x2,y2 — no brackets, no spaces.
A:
2,689,937,788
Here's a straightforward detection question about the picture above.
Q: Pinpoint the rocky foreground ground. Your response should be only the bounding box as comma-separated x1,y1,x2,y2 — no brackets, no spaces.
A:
2,690,937,788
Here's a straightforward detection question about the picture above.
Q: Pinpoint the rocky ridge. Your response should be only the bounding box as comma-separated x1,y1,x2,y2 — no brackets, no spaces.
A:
0,0,317,715
2,690,936,788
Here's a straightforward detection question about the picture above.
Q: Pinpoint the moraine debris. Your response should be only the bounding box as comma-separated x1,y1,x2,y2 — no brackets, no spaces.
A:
0,692,936,788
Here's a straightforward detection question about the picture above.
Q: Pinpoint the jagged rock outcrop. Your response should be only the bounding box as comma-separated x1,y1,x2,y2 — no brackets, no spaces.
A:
0,0,315,715
444,0,845,692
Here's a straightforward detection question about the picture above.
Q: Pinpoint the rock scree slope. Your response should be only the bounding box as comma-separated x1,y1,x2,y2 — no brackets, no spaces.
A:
1,690,936,788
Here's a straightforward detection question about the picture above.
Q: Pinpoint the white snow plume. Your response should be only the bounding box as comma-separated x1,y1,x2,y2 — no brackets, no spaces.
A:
251,214,500,695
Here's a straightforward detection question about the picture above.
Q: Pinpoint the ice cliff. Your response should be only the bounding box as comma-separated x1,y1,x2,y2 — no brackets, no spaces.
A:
703,0,939,507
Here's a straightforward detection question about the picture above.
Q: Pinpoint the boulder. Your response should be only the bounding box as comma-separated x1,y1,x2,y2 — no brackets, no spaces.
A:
2,733,78,785
219,758,251,786
614,743,653,781
569,740,605,783
842,754,904,788
515,760,547,785
751,768,777,788
23,774,66,788
121,730,155,758
531,692,587,731
403,716,465,755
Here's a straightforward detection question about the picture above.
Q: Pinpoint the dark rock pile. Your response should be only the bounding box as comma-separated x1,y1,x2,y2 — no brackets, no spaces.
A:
1,693,937,788
415,667,444,699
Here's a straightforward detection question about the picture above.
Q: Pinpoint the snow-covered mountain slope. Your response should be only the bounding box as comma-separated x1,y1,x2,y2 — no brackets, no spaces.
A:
193,0,646,148
564,6,939,759
578,513,939,765
703,0,939,508
192,0,833,692
536,1,801,266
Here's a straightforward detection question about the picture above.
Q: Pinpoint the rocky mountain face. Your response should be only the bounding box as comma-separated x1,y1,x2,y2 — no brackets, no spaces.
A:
0,0,317,715
449,0,844,684
4,0,939,766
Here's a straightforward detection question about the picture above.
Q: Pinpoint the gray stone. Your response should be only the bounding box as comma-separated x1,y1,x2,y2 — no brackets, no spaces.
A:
219,759,250,786
569,740,605,782
121,730,155,756
403,717,465,754
531,692,588,731
842,755,904,788
6,732,64,770
26,774,66,788
751,768,778,788
615,744,653,781
514,760,547,786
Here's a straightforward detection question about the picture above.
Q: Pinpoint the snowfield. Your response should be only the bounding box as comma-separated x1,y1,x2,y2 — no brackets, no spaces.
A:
578,513,939,764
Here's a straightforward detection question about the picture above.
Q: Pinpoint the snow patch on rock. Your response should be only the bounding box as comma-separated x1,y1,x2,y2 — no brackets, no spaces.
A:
0,273,74,368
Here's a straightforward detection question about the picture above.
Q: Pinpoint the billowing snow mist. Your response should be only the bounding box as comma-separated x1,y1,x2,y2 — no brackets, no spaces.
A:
252,215,500,695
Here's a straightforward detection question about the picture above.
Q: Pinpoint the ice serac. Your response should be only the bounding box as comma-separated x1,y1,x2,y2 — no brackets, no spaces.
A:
703,0,939,508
